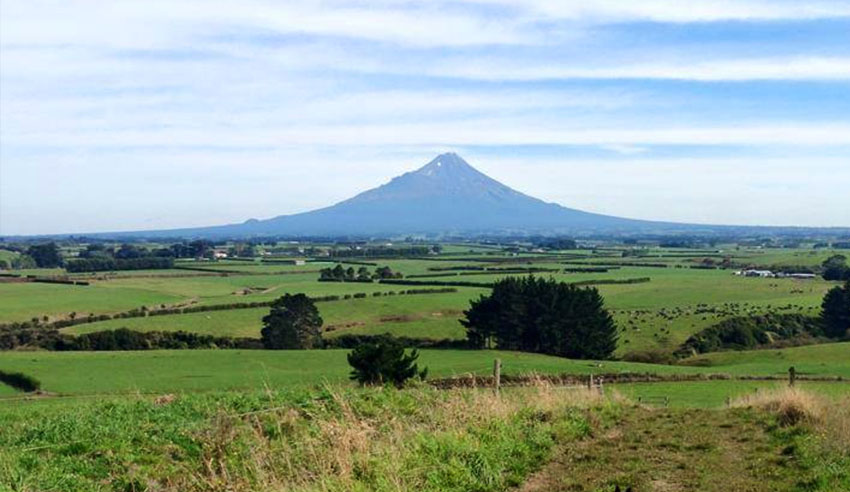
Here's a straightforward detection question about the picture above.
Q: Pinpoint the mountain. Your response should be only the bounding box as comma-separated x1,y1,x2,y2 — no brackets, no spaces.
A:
165,152,658,238
74,152,845,239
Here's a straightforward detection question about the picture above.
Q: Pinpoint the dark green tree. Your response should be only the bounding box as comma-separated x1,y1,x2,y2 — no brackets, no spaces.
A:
822,255,850,281
261,294,323,349
347,335,428,387
26,242,62,268
462,276,618,360
821,281,850,338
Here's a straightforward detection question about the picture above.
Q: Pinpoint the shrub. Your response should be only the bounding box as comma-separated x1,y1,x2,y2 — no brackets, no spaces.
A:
347,335,428,387
621,349,675,365
0,370,41,392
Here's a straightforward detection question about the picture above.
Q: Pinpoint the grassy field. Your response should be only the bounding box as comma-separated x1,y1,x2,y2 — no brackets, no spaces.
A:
2,343,848,398
65,290,486,339
43,264,836,356
3,245,847,491
681,342,850,377
0,282,183,322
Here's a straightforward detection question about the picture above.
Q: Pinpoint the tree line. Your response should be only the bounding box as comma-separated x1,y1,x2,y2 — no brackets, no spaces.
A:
319,264,403,282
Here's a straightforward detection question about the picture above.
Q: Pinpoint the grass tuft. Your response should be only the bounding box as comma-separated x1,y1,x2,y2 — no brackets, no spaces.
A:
732,386,823,426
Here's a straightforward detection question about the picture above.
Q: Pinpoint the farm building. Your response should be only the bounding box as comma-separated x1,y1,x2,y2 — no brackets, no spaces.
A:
735,269,775,278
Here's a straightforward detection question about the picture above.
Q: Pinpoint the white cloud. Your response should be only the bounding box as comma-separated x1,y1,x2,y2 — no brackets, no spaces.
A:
425,56,850,82
2,0,850,233
475,0,850,23
478,155,850,227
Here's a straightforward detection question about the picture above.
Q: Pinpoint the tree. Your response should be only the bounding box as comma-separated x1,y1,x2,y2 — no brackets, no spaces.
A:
461,276,618,360
822,255,850,281
821,281,850,339
114,244,143,259
260,294,323,349
26,242,62,268
347,335,428,387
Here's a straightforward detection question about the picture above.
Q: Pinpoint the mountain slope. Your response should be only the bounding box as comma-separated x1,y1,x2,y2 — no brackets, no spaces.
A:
196,153,655,237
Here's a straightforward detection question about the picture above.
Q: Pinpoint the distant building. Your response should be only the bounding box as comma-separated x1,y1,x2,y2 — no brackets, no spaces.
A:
736,269,774,278
776,272,817,279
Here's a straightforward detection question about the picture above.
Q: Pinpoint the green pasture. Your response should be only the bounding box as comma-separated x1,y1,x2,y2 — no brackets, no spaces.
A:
0,282,182,322
733,248,845,267
0,251,841,360
1,343,848,398
0,349,662,396
616,380,850,408
7,259,832,357
64,290,485,339
681,342,850,378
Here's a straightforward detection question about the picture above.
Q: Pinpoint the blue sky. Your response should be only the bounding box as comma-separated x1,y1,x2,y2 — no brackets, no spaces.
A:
1,0,849,234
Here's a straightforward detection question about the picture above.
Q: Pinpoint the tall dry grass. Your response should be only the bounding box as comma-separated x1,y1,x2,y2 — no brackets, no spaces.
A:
732,386,850,454
183,381,615,492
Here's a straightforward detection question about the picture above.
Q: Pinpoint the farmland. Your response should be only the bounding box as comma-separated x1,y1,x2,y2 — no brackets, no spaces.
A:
1,241,848,491
1,242,845,357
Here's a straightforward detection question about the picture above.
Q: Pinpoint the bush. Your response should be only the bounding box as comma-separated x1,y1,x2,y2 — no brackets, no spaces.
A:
621,349,676,365
0,370,41,392
347,335,428,387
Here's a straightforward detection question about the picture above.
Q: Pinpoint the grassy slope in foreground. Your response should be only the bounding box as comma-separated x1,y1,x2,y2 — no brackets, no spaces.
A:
1,343,849,397
0,385,616,492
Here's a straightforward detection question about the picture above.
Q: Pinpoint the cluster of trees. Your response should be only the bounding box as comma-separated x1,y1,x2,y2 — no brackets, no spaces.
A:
461,276,618,360
319,264,402,282
328,245,439,258
822,255,850,281
66,257,174,273
168,240,218,258
532,237,578,250
26,243,62,268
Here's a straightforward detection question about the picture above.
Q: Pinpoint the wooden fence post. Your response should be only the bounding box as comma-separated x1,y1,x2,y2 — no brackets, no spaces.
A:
493,359,501,393
588,373,594,391
789,366,796,387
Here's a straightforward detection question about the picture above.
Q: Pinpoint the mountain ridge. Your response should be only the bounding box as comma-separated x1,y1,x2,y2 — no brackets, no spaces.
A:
35,153,850,238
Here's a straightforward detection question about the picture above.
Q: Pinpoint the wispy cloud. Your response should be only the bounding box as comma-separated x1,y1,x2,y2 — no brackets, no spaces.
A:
2,0,849,233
